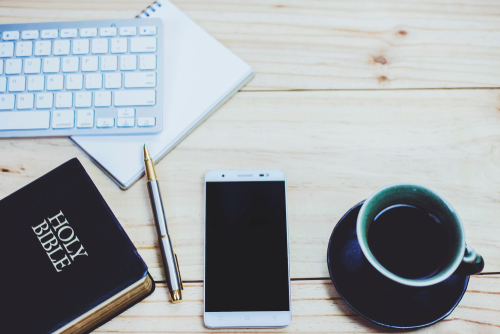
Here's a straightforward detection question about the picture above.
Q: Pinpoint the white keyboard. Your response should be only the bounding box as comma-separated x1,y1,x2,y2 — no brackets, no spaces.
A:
0,19,163,137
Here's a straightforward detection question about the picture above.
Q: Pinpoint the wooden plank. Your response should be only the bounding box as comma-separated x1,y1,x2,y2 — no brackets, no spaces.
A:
2,0,500,90
95,276,500,333
1,89,500,281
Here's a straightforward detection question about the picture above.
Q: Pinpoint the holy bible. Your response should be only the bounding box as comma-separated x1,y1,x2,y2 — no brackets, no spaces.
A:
0,158,155,334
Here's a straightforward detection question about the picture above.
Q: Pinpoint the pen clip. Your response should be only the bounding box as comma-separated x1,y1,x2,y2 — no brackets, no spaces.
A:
175,252,184,290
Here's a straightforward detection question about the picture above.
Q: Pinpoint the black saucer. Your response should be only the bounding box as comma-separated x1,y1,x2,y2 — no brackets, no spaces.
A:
327,201,470,329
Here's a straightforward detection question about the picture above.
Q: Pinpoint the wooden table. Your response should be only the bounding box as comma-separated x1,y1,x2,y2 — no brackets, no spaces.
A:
1,0,499,332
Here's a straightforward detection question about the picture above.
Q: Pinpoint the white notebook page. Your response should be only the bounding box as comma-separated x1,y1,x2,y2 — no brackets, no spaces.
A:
71,0,253,189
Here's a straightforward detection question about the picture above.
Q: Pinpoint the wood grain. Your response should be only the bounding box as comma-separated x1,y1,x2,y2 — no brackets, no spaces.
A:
2,89,500,281
95,276,500,333
1,1,499,332
2,0,500,90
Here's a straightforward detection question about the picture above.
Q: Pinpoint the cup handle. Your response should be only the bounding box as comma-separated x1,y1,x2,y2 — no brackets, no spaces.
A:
453,246,485,275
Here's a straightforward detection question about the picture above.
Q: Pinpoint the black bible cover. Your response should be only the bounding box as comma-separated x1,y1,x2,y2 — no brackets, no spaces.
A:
0,158,154,334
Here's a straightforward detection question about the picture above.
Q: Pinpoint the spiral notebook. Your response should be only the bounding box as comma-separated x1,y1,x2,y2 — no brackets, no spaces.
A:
71,0,254,189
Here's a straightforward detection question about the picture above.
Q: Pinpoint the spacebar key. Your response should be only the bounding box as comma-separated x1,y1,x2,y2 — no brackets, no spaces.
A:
114,90,156,106
0,111,50,130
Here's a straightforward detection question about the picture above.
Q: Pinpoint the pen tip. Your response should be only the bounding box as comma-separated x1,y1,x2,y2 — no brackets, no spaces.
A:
143,144,151,160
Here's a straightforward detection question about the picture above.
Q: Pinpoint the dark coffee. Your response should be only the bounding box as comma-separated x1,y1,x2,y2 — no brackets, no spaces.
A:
368,204,448,280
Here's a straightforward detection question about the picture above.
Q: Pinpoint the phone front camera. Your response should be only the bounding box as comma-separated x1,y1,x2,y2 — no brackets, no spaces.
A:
222,174,225,177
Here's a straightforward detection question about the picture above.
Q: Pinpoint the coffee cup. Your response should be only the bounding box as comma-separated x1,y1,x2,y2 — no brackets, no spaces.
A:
356,184,484,287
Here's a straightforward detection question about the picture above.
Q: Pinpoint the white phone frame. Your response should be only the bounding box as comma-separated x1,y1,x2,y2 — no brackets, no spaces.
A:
203,169,292,329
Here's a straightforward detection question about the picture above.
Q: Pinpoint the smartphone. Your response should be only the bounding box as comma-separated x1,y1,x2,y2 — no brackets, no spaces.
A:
204,169,291,328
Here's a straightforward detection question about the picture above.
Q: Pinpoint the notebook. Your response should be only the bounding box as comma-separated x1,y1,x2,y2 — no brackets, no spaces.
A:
71,0,254,189
0,158,154,334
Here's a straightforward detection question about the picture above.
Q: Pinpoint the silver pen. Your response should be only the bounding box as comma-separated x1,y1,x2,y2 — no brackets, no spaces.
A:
143,144,183,303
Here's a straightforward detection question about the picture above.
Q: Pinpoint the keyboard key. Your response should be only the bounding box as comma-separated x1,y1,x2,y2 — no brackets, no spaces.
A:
0,94,15,110
111,38,127,53
43,57,60,73
100,27,117,37
85,73,102,89
114,89,155,106
17,93,34,109
41,29,58,39
0,42,14,57
52,109,74,129
75,92,92,107
80,28,97,37
104,73,121,88
47,75,63,90
55,92,73,108
119,27,136,36
15,41,32,57
73,39,89,55
120,55,136,70
94,91,111,107
22,30,39,40
81,56,98,72
46,76,61,91
117,117,135,127
138,117,156,127
62,57,79,72
76,109,94,128
8,76,25,91
91,39,108,54
130,37,156,53
0,77,6,92
117,108,135,118
34,41,51,56
0,111,50,130
139,26,157,36
139,54,156,70
24,58,41,74
101,55,117,71
66,74,83,90
28,76,45,91
124,72,156,88
53,40,70,55
61,29,78,38
36,93,53,109
96,118,114,128
5,59,22,74
2,31,20,41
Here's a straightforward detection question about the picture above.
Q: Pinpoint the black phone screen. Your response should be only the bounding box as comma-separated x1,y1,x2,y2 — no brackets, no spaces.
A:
205,181,290,312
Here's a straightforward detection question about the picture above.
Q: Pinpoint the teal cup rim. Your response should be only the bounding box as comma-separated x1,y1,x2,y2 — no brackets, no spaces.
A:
356,184,466,287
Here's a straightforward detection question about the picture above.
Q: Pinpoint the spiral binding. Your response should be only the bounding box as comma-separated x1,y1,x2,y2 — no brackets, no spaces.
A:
136,0,163,18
